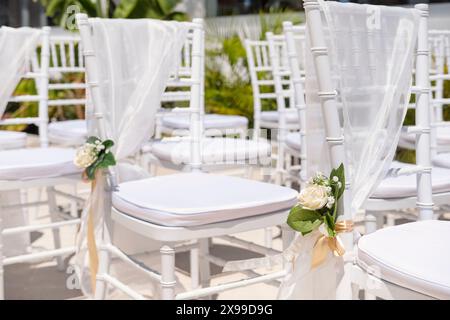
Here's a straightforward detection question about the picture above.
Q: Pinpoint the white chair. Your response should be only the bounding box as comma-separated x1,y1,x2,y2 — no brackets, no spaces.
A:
0,28,48,149
266,27,307,187
0,31,87,149
47,32,88,147
0,26,82,300
140,21,272,175
76,14,298,300
399,30,450,153
365,29,450,230
305,0,450,299
247,32,307,186
245,37,301,141
157,35,248,139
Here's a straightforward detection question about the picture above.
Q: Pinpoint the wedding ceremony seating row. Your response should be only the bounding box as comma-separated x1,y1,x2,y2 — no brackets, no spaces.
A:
1,0,450,300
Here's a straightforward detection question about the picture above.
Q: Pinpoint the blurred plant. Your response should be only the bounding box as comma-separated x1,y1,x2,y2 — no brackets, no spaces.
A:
40,0,187,28
1,73,85,132
205,11,302,128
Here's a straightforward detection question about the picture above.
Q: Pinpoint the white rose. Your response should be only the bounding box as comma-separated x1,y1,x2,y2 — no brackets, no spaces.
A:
74,143,98,168
298,184,329,210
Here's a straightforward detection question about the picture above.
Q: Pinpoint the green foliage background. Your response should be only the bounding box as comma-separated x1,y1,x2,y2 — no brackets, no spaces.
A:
4,1,449,166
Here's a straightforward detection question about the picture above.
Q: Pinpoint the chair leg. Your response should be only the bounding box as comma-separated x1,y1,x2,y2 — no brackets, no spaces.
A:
94,246,111,300
281,224,295,250
198,239,211,299
285,156,292,188
198,239,210,288
386,214,396,227
160,245,176,300
365,211,383,234
281,224,295,271
70,184,78,218
244,166,253,179
46,187,64,271
351,283,360,300
190,244,200,290
264,227,273,249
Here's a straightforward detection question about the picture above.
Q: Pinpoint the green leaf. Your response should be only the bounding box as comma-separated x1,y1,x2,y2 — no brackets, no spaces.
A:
102,139,114,149
155,0,179,15
330,163,345,199
289,220,323,236
287,206,323,235
113,0,139,18
324,213,336,237
97,152,116,168
86,163,97,180
86,136,100,144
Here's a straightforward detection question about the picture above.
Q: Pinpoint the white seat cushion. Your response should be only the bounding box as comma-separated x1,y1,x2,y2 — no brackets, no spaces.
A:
112,172,298,226
48,120,87,145
0,130,27,150
432,152,450,168
0,148,80,181
145,137,271,165
357,220,450,299
161,114,248,130
401,125,450,146
371,161,450,199
260,110,299,123
285,132,301,151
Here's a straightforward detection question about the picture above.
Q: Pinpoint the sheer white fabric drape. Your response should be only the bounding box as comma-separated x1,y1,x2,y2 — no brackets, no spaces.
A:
306,1,419,215
279,1,419,299
0,27,40,119
75,18,189,295
0,27,41,256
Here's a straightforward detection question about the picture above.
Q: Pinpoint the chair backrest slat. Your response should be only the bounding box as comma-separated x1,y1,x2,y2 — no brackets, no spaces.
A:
283,21,307,185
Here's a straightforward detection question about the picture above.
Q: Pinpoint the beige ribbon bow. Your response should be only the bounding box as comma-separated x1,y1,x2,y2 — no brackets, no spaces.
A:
311,220,354,269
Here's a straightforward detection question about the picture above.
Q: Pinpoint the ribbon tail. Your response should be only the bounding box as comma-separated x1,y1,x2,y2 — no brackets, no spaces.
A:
328,236,345,257
311,235,330,269
87,179,99,293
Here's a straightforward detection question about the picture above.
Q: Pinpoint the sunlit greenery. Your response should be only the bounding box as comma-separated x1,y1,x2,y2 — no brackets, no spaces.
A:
40,0,187,27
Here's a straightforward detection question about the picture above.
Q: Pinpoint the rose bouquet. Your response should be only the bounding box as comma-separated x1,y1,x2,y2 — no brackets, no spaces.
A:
74,136,116,181
287,164,345,238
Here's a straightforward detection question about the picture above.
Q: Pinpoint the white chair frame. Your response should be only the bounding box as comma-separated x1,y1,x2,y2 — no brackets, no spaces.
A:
305,0,437,299
245,38,300,140
266,26,308,188
0,27,81,300
47,33,88,147
156,35,248,139
77,14,295,300
364,31,450,231
140,24,271,177
0,28,49,147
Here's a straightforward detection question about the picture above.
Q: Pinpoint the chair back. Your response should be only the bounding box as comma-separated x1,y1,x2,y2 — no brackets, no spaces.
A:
0,27,50,147
245,37,291,138
47,33,87,117
428,30,450,154
283,22,307,185
304,0,432,226
77,15,203,172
